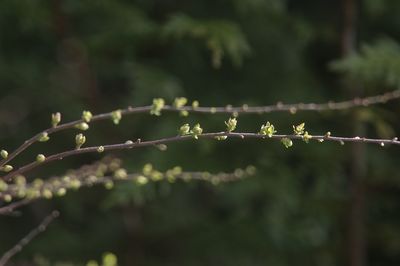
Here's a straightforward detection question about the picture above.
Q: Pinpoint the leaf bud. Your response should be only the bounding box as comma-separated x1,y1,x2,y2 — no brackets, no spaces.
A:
111,109,122,125
82,110,93,123
75,133,86,149
51,112,61,127
38,132,50,142
36,154,46,163
0,149,8,159
225,117,237,132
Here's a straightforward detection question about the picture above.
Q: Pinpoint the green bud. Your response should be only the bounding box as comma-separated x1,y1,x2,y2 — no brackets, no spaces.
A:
225,117,237,132
111,109,122,125
281,138,293,148
70,179,81,190
180,110,189,117
28,190,40,200
38,132,50,142
142,164,153,175
0,180,8,192
259,122,277,137
245,165,257,175
33,178,44,188
62,176,71,183
75,133,86,149
42,189,53,199
97,146,105,153
173,97,188,108
104,180,114,190
302,131,312,143
172,166,182,175
74,122,89,131
151,171,163,181
136,175,149,185
210,107,217,114
1,164,13,172
102,252,117,266
56,188,67,197
215,136,227,140
114,169,128,179
192,100,199,109
293,123,305,135
150,98,165,116
179,124,190,136
191,123,203,139
17,189,26,198
86,260,99,266
3,194,12,202
1,149,8,159
15,175,26,185
82,110,93,123
36,154,46,163
166,170,174,180
167,174,176,183
51,112,61,127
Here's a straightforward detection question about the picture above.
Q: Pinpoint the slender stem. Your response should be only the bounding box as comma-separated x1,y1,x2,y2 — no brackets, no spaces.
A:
1,89,399,168
0,198,31,215
0,169,250,211
2,132,399,181
0,211,59,266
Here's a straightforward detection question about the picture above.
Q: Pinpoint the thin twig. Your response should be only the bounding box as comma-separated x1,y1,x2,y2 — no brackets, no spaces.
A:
1,89,399,168
0,156,253,212
0,210,59,266
2,132,399,181
0,198,32,215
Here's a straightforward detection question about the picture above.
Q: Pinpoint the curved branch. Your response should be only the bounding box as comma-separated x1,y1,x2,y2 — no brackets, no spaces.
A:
1,89,399,168
2,131,399,181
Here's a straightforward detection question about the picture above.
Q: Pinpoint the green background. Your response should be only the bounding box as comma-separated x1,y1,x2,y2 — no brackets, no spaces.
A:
1,0,400,265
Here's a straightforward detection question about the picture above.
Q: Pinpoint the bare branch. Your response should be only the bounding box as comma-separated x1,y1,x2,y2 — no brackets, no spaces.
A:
1,89,399,168
0,198,31,215
2,131,399,182
0,210,59,266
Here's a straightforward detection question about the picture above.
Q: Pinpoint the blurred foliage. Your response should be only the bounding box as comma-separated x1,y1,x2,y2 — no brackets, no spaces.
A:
163,13,251,68
0,0,399,265
331,38,400,89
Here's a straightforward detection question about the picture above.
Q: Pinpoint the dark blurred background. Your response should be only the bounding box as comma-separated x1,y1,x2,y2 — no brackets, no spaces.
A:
1,0,400,265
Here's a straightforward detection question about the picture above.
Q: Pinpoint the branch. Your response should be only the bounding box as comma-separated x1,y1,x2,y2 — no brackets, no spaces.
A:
2,131,399,182
0,210,59,266
0,156,255,210
0,198,31,215
1,89,399,168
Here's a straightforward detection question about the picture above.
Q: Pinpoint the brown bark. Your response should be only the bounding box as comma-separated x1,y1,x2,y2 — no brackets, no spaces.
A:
341,0,367,266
